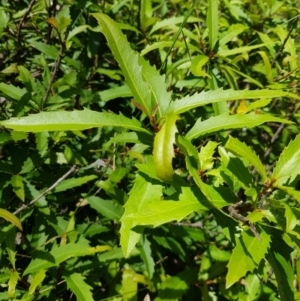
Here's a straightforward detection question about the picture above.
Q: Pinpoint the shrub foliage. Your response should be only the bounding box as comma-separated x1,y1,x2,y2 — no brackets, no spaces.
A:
0,0,300,300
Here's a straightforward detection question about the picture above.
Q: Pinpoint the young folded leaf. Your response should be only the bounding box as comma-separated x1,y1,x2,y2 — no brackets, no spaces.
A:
153,113,179,181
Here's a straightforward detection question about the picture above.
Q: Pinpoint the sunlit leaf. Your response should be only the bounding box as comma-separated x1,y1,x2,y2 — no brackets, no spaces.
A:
186,112,291,141
24,243,111,275
207,0,219,51
226,229,271,288
120,174,162,257
272,134,300,185
168,88,299,115
93,13,153,117
0,109,150,133
64,273,94,301
153,113,179,181
225,136,267,181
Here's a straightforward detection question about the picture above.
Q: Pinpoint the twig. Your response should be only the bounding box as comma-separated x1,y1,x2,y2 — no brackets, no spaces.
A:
271,16,299,67
13,165,77,216
16,0,37,45
42,46,64,107
228,201,261,240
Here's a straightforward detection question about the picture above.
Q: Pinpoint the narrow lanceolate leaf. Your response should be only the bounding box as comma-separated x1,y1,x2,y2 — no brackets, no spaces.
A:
207,0,219,51
127,198,202,227
120,174,163,257
225,136,267,181
0,208,22,231
28,270,46,295
272,134,300,186
8,270,19,299
186,112,292,141
139,57,171,118
93,13,152,117
53,175,97,193
23,243,111,275
226,229,271,288
0,83,26,101
64,273,94,301
11,174,25,201
218,43,273,57
0,109,150,133
153,113,179,181
88,196,124,221
266,249,294,301
167,88,299,115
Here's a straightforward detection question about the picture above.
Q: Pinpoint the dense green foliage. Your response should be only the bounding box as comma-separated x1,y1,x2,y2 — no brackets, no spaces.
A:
0,0,300,300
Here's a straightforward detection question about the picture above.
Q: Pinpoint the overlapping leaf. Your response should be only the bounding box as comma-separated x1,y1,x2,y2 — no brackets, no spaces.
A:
167,88,299,115
95,13,172,118
120,174,163,257
64,273,94,301
186,112,292,141
0,109,149,133
225,136,267,181
226,229,271,288
272,134,300,185
23,243,111,275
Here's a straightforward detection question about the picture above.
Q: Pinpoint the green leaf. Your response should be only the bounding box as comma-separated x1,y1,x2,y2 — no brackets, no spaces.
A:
8,270,19,299
122,268,138,301
138,235,155,279
128,197,202,227
218,43,273,57
98,85,132,102
150,16,200,35
277,186,300,204
0,208,22,231
272,134,300,185
53,175,97,193
0,82,26,101
103,132,153,150
190,55,209,77
225,136,267,181
0,109,150,134
219,24,248,46
28,39,59,59
88,196,124,220
153,113,179,181
186,113,291,141
226,229,271,288
139,56,172,118
64,273,94,301
0,132,13,145
93,13,152,117
176,136,238,227
155,267,198,301
207,0,219,51
28,270,46,295
120,174,162,257
219,146,253,192
199,141,218,172
23,243,111,275
266,234,295,301
18,66,36,92
5,228,16,269
11,174,25,201
168,88,297,115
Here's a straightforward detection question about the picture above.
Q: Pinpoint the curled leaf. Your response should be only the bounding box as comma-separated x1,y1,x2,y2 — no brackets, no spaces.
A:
153,113,179,181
